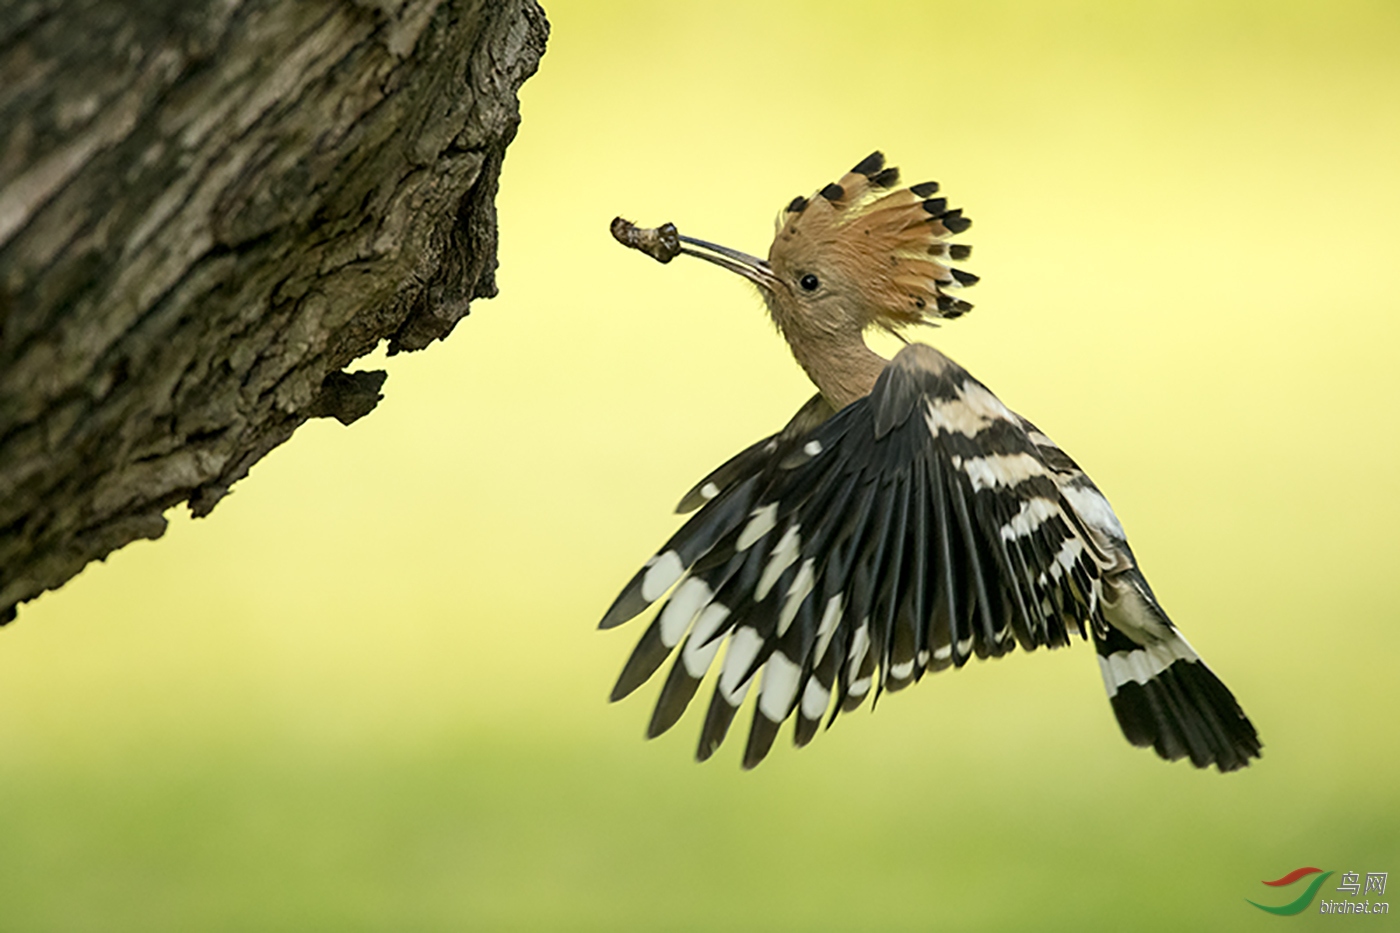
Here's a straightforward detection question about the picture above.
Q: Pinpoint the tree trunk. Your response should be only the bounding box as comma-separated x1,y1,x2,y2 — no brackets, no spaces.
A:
0,0,549,622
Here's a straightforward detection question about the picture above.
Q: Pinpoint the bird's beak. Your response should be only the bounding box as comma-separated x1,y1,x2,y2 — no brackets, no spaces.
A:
611,217,780,292
675,234,778,290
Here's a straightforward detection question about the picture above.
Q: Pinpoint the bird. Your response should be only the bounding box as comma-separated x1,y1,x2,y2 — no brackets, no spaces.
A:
601,151,1261,773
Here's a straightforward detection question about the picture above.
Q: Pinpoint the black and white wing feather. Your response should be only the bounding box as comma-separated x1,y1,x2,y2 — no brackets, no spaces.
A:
601,343,1260,771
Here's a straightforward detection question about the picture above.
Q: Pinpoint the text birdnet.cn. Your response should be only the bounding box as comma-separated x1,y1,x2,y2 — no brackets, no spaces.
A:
602,152,1261,773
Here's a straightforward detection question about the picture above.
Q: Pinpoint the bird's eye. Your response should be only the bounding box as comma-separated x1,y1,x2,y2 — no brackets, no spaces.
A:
799,273,820,292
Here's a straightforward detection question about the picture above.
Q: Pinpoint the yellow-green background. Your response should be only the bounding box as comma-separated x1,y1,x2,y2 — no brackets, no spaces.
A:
3,1,1397,929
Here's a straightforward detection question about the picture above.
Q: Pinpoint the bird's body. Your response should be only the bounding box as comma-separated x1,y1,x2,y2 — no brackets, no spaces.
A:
604,153,1260,772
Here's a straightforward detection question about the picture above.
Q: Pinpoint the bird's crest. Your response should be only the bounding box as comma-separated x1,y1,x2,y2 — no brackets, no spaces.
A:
770,151,977,328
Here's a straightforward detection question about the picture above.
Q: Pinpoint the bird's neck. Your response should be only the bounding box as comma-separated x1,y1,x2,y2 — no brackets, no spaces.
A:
781,326,889,411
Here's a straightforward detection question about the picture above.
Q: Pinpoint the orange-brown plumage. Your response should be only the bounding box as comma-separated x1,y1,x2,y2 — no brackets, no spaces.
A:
767,152,974,337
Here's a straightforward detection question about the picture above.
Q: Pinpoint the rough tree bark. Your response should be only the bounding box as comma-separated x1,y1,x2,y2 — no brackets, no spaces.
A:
0,0,549,622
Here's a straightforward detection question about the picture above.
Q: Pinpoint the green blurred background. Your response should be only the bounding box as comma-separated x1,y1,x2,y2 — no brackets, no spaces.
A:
3,1,1398,929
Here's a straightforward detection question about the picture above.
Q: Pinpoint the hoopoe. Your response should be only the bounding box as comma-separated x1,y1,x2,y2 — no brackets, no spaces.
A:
602,152,1261,772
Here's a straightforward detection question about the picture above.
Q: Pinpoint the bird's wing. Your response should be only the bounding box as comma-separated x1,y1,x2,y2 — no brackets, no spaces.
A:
600,343,1257,770
674,393,836,514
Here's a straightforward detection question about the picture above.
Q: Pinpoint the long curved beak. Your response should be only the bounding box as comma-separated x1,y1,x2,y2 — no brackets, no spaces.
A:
611,217,780,292
674,234,777,289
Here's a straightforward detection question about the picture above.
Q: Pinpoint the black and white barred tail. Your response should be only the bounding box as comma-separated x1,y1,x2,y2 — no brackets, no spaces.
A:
1095,572,1260,771
600,344,1261,772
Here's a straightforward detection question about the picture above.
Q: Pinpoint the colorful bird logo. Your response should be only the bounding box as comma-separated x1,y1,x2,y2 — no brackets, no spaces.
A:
1248,867,1333,915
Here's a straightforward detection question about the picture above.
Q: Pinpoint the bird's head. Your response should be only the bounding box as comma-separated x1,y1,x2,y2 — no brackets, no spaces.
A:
612,152,976,343
766,151,976,338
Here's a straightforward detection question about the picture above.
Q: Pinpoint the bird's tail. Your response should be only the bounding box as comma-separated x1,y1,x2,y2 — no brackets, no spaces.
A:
1095,574,1262,772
